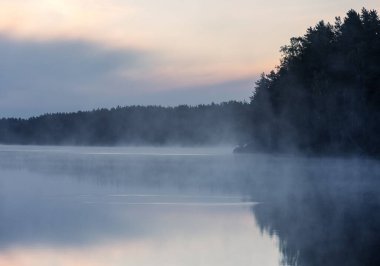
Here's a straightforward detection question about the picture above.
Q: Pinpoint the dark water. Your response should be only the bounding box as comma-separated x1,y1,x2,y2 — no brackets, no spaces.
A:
0,145,379,266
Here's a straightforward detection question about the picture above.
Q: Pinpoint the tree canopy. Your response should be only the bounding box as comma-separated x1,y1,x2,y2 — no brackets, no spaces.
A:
250,8,380,155
0,102,250,146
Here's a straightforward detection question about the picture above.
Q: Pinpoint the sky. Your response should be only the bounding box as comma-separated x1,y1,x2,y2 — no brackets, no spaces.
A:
0,0,379,117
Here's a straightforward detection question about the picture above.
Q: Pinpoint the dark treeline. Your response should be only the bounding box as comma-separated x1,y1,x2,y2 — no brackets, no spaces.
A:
0,102,251,145
1,8,380,155
249,8,380,155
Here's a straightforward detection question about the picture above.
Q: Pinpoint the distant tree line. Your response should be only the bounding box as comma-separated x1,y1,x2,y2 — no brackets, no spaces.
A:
0,102,251,145
248,8,380,155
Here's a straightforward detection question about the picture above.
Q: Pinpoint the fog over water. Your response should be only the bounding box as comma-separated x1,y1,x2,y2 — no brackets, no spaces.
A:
0,145,379,266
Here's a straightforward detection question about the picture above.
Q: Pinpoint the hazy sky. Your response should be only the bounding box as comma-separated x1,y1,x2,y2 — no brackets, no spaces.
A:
0,0,378,117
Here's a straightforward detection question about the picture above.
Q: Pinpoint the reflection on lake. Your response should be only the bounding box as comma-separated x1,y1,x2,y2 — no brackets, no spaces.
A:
0,145,379,266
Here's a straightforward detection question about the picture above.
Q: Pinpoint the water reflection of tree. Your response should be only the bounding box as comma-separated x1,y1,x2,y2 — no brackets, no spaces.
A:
252,165,380,266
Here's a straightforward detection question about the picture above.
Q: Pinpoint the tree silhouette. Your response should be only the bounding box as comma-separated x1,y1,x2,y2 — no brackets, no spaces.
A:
0,102,251,146
249,8,380,155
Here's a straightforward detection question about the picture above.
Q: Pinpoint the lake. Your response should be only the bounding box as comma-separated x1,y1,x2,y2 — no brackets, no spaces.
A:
0,145,379,266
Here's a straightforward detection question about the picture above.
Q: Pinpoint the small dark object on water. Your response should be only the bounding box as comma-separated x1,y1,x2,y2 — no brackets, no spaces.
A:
233,142,254,153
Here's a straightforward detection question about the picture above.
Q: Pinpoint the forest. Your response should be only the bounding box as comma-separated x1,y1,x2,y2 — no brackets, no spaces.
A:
0,102,251,145
248,8,380,155
0,8,379,155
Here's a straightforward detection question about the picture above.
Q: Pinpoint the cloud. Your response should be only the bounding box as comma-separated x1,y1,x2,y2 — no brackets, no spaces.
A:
0,0,139,48
0,35,154,117
0,35,142,89
0,0,266,92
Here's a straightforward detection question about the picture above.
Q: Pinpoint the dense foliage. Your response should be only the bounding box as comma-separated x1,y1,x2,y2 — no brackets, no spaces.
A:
250,8,380,155
0,102,250,145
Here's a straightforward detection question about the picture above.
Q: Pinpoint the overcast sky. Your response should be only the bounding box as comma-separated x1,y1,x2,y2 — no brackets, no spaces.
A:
0,0,378,117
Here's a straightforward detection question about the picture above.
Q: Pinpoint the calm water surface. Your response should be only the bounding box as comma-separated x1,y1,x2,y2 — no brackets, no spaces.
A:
0,145,379,266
